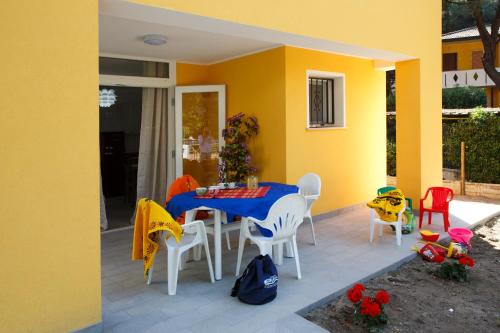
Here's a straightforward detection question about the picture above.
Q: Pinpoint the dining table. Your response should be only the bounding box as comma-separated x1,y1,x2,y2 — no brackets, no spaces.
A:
166,182,298,280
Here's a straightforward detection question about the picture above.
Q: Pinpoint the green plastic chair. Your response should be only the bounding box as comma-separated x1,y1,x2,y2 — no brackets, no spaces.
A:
377,186,413,211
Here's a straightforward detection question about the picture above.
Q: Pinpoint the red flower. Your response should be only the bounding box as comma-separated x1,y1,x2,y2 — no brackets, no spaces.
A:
347,287,363,303
353,283,365,292
375,290,390,304
435,255,445,263
458,256,475,267
360,297,381,317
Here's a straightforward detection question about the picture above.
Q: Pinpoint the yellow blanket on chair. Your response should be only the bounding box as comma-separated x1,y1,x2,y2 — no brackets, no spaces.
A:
132,198,183,278
367,189,405,222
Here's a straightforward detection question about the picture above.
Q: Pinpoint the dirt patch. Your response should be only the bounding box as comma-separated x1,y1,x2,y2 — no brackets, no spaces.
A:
305,216,500,333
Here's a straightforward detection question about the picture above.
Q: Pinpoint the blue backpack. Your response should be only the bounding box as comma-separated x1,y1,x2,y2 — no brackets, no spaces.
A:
231,255,278,305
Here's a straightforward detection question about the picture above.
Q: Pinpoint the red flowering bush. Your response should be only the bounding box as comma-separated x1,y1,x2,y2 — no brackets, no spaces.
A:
435,255,475,282
346,283,389,330
458,256,474,267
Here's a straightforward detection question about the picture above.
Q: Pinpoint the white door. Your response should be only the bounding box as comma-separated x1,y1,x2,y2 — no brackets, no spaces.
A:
175,85,226,186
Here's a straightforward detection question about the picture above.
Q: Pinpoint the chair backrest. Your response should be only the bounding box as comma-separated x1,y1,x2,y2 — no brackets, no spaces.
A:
254,194,306,240
165,175,200,205
297,173,321,196
377,186,396,195
429,187,454,209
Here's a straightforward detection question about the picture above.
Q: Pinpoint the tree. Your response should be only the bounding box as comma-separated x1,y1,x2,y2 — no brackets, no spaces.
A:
447,0,500,88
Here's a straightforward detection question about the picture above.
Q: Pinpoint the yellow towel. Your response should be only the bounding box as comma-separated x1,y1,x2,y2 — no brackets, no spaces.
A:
132,198,183,278
367,189,405,222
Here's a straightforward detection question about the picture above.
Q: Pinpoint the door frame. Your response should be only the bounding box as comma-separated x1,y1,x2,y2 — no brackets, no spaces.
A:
98,54,177,187
174,85,226,179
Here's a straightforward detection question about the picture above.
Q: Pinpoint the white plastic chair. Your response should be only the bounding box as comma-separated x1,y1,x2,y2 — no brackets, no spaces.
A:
147,220,214,295
297,173,321,245
369,201,406,247
235,194,306,279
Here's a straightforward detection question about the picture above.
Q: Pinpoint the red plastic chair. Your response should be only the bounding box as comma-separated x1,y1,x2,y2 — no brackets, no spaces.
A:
419,187,454,232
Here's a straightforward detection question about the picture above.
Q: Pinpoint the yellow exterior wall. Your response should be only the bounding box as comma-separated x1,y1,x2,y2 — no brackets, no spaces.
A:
137,0,443,198
0,1,101,333
284,47,386,214
442,40,500,70
177,47,287,183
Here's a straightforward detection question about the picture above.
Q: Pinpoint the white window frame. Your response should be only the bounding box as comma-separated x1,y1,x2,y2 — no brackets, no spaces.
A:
306,70,346,130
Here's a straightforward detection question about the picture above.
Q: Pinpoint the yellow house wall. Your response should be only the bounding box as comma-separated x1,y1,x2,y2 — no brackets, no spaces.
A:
136,0,443,198
442,40,500,70
0,1,101,333
177,47,287,183
284,47,386,214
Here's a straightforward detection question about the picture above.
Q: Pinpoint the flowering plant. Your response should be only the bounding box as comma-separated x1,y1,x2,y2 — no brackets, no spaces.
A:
219,113,259,182
346,283,389,331
435,255,474,282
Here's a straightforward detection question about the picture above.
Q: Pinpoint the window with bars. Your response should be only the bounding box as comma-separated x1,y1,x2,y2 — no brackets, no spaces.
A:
309,78,335,127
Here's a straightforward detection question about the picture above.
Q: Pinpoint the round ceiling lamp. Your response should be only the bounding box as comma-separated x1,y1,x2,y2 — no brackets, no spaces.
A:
99,89,117,108
143,34,167,46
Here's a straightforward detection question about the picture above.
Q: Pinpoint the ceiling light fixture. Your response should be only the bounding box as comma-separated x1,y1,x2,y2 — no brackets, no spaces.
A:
99,89,117,108
143,34,167,46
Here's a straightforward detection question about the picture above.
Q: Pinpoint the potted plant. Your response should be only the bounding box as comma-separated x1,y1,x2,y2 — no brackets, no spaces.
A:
219,113,259,183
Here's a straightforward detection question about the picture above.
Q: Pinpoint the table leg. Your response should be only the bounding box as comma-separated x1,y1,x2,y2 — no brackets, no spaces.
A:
214,209,222,280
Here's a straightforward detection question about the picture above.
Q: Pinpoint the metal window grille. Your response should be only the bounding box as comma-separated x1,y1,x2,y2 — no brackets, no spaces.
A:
309,78,335,127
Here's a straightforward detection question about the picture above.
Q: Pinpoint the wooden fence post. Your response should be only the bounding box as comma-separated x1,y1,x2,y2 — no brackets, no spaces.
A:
460,141,465,195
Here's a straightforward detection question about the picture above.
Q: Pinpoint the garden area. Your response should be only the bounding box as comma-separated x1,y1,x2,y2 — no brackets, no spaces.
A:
305,214,500,332
386,87,500,185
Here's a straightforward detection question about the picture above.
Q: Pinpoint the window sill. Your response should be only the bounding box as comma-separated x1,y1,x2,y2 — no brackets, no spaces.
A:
306,126,347,131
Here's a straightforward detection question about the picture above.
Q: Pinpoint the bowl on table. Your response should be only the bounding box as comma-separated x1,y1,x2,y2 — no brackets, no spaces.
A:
195,187,208,196
218,182,230,189
228,182,237,189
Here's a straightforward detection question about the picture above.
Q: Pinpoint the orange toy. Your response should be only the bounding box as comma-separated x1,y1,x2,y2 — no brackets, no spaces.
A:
420,230,440,242
165,175,209,223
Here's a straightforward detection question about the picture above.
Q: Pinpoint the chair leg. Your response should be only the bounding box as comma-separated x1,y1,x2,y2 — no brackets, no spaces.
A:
167,249,181,296
202,233,215,283
369,217,375,243
225,231,231,251
285,241,294,258
428,212,432,225
379,223,383,237
292,236,301,280
419,209,424,229
273,243,283,265
444,212,449,232
178,252,187,271
235,230,246,276
395,222,402,247
193,244,202,261
147,266,153,285
306,216,317,246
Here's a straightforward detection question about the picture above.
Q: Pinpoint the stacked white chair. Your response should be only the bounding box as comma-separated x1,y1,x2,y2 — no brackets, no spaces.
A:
235,194,306,279
147,220,214,295
297,173,321,245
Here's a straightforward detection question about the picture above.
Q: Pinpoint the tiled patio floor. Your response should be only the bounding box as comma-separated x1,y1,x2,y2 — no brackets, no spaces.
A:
101,199,499,333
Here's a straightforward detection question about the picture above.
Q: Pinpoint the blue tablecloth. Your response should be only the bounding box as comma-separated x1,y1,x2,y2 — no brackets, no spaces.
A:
166,182,298,236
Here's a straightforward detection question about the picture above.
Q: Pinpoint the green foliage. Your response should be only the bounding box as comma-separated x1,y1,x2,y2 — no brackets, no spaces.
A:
435,262,469,282
443,108,500,184
442,0,497,33
386,94,395,112
387,140,396,177
219,113,259,182
442,87,487,109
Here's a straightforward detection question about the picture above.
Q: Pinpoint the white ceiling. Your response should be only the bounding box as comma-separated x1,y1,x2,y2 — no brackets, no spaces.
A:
99,0,414,65
99,15,279,64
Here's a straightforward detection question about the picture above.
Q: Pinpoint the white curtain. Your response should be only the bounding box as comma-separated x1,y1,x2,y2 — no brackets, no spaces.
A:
136,62,169,204
100,172,108,230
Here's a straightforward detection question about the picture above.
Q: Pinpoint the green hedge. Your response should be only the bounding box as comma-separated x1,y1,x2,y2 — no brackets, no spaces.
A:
442,87,487,109
443,109,500,184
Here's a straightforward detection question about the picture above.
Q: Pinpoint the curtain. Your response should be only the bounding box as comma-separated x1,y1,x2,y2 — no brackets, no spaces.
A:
136,62,169,204
100,172,108,230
